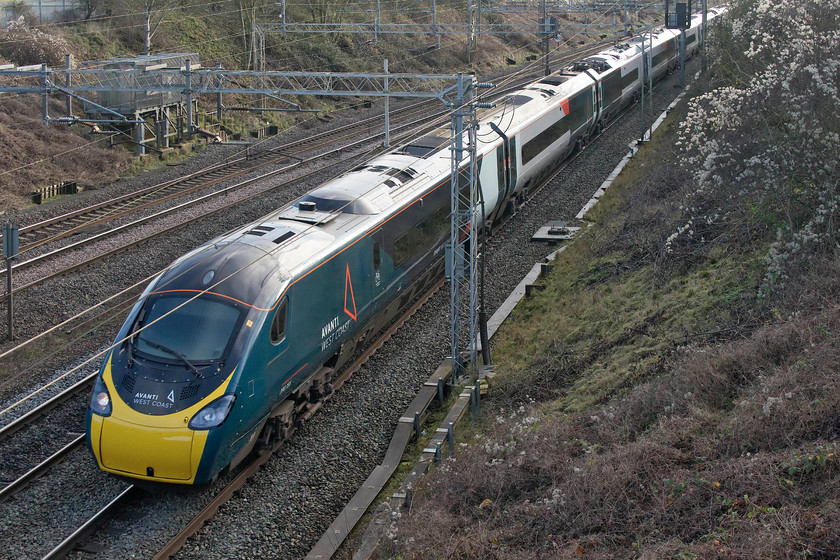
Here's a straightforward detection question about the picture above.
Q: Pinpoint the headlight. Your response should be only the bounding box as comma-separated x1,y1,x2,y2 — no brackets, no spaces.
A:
89,376,112,416
189,394,236,430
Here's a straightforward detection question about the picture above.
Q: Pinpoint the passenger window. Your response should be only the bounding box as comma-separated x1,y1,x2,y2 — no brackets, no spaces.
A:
271,298,288,344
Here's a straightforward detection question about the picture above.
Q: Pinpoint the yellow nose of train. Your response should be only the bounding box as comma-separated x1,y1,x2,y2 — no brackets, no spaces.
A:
87,357,231,484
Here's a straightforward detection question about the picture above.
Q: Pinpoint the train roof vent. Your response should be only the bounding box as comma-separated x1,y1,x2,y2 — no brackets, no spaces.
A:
273,231,295,245
538,76,569,86
384,167,417,184
350,165,417,185
295,188,379,215
504,94,535,107
402,135,448,158
277,202,340,224
245,225,275,237
526,86,556,98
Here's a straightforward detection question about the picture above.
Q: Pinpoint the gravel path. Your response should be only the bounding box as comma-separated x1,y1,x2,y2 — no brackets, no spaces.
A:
0,59,699,560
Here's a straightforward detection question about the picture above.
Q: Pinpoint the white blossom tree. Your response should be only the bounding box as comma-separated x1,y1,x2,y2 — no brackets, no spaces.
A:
669,0,840,299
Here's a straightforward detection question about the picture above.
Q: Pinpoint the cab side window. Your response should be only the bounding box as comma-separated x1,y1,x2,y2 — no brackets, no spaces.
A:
271,298,288,344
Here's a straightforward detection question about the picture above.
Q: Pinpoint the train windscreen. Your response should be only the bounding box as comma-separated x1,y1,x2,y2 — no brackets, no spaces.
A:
134,295,242,363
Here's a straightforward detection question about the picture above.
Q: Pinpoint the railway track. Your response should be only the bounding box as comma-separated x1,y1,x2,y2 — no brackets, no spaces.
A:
0,44,614,305
0,41,632,558
2,276,442,560
9,100,440,257
0,38,628,500
1,40,612,279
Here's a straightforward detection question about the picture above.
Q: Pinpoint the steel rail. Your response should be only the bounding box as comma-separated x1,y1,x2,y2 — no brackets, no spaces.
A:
40,485,138,560
0,434,85,503
0,374,96,441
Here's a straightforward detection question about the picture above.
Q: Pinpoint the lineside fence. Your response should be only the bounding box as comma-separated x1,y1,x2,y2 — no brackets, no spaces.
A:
31,181,77,204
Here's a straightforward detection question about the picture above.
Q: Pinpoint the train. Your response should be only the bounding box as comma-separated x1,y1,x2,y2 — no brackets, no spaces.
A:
86,9,723,485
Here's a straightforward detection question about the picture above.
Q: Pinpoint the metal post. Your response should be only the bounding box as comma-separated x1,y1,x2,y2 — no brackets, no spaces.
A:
648,29,653,139
701,0,707,72
163,107,170,148
3,224,18,342
624,0,628,35
433,0,439,48
375,0,380,43
216,63,223,122
185,59,193,139
5,257,11,341
65,54,72,118
41,64,48,124
640,32,645,141
449,73,476,385
135,117,145,155
542,0,550,76
384,59,390,148
679,29,686,87
466,0,474,61
447,421,454,456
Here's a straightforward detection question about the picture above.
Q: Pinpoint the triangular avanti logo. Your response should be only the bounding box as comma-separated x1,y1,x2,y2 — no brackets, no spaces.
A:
344,263,357,321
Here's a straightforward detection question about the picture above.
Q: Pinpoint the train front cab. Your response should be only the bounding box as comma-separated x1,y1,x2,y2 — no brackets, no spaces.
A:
86,351,237,484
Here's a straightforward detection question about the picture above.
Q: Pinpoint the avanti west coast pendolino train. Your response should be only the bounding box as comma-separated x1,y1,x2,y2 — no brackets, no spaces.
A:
86,9,723,485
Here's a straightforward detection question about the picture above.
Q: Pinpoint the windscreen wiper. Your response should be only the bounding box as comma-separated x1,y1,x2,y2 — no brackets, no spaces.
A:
141,338,203,379
126,335,135,368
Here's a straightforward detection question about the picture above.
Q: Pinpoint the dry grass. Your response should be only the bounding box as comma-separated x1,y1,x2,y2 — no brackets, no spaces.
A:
383,307,840,559
0,96,132,211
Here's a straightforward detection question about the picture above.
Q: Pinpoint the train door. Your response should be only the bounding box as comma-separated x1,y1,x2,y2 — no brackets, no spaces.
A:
488,122,513,220
370,229,386,303
585,71,602,136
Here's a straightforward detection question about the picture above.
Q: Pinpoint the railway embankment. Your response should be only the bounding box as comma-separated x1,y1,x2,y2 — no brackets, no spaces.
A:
378,0,840,556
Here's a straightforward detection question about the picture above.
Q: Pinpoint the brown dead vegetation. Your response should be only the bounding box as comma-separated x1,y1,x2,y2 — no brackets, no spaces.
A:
383,304,840,558
0,95,132,210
